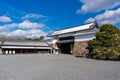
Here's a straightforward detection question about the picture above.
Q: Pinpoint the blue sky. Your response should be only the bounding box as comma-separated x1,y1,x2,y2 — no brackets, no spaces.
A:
0,0,120,38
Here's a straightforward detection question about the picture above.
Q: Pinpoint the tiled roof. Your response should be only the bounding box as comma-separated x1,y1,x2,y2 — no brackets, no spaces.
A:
50,22,97,36
1,46,52,49
0,41,49,47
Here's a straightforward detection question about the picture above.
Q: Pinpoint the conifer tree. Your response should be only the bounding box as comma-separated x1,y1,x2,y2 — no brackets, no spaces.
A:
88,24,120,60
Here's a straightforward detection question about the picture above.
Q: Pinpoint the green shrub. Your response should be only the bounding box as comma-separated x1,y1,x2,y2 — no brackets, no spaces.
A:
88,24,120,60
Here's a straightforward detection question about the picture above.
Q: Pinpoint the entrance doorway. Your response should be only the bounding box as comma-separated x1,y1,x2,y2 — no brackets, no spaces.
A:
58,42,74,54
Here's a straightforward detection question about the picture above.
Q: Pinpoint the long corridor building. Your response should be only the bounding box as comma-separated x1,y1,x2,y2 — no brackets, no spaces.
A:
0,41,51,54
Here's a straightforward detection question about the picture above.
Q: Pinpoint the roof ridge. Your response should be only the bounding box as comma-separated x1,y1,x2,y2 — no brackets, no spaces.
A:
52,21,95,32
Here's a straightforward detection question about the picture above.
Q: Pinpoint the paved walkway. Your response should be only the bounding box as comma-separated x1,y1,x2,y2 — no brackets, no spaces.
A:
0,54,120,80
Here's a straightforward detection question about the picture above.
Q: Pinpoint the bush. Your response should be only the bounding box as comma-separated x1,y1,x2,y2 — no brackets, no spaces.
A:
88,24,120,60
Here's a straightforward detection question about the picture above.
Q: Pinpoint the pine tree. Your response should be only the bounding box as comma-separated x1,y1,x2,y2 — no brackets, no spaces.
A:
88,24,120,60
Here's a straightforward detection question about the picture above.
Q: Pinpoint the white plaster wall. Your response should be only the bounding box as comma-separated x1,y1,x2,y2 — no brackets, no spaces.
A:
75,29,95,34
52,39,57,44
58,33,74,38
75,33,95,42
45,39,58,45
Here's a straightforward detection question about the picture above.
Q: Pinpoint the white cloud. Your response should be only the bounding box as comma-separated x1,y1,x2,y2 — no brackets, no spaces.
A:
0,21,47,38
77,0,120,13
0,15,12,22
85,8,120,24
0,23,17,31
3,29,47,38
22,13,46,19
0,20,46,31
85,18,95,23
18,20,45,29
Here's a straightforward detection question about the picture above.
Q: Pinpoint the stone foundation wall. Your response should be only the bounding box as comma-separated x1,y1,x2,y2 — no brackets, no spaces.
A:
49,44,58,49
73,41,89,56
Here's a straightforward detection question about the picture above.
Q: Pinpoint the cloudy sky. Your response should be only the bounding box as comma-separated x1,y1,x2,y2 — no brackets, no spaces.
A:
0,0,120,38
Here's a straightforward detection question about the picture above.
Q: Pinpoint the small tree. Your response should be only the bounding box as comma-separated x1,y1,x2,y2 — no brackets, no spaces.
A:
33,36,44,41
34,38,40,41
39,36,44,41
88,24,120,60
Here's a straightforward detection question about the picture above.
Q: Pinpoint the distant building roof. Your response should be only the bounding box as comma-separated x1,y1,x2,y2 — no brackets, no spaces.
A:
0,38,33,42
44,37,53,40
50,21,98,36
0,41,49,47
1,46,51,49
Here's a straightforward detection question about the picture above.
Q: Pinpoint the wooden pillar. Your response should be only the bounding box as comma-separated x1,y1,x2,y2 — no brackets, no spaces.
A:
26,50,28,54
20,50,22,54
35,49,37,54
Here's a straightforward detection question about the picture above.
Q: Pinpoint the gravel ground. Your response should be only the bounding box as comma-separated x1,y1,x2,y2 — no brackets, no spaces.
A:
0,54,120,80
